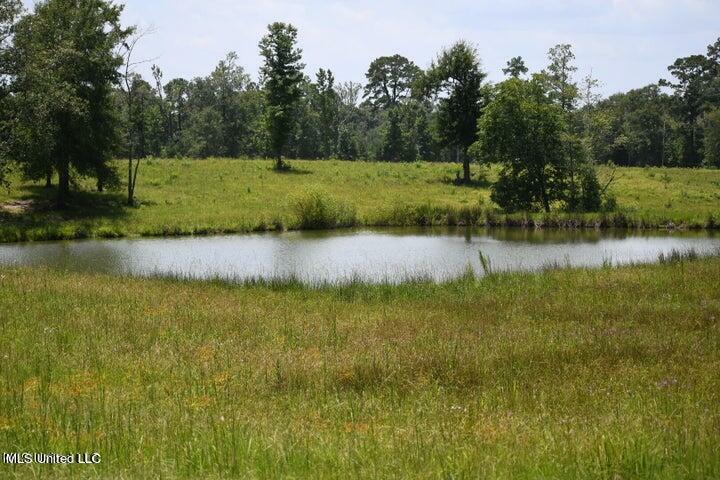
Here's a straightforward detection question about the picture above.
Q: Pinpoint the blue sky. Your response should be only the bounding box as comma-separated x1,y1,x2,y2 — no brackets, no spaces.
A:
22,0,720,96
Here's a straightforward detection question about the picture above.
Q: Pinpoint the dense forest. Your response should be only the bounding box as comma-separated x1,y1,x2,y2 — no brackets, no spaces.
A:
0,0,719,210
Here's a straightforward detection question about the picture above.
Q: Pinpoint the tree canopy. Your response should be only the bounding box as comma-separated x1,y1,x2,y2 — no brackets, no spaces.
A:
363,54,421,110
7,0,131,205
476,78,602,212
259,22,305,170
424,41,487,182
503,56,528,78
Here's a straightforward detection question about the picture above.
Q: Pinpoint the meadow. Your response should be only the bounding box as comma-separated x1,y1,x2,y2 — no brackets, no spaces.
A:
0,257,718,478
0,159,719,242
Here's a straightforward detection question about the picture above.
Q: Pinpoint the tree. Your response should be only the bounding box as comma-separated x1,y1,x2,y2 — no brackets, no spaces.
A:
9,0,131,207
424,41,487,183
174,52,263,159
588,84,683,167
502,56,528,78
0,0,21,86
542,44,578,112
401,99,434,161
336,125,358,160
477,78,584,212
363,54,420,110
208,52,252,157
313,68,340,158
702,109,720,167
119,29,153,205
163,77,189,152
259,22,305,170
380,108,404,161
290,77,322,159
579,71,602,158
180,106,224,158
336,81,362,107
335,81,364,160
660,37,720,166
0,0,22,186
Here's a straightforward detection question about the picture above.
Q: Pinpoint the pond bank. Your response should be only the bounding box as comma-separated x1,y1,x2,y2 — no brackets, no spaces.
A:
1,204,719,244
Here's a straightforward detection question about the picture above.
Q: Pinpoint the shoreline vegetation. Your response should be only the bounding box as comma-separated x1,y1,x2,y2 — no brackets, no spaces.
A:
1,257,719,478
0,159,719,243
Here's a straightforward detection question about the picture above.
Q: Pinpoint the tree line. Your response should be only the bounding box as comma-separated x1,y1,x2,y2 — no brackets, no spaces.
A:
0,0,718,211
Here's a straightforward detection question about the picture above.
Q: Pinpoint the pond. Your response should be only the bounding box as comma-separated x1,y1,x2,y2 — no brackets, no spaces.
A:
0,228,718,284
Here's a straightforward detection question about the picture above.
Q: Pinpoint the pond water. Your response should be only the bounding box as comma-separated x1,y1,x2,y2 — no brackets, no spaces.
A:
0,228,718,284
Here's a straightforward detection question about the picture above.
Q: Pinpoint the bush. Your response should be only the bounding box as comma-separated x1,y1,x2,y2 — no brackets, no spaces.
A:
292,187,357,230
565,165,603,212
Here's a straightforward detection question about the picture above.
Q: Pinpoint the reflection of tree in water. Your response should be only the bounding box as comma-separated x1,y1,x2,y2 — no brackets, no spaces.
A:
486,228,605,245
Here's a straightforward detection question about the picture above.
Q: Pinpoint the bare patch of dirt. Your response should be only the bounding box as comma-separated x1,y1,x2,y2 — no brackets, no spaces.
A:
0,199,35,215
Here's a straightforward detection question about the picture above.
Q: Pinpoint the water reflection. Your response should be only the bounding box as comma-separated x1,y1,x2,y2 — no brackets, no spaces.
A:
0,227,718,284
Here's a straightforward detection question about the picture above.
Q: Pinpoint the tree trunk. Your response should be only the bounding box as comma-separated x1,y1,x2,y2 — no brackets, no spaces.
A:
45,170,52,188
538,171,550,213
127,158,134,206
57,160,70,208
462,149,471,184
542,196,550,213
275,148,285,170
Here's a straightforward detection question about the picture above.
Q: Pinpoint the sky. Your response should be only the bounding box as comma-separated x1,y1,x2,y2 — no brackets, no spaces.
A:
21,0,720,97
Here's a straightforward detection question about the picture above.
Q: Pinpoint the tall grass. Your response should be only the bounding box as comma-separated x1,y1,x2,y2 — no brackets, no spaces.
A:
1,259,719,478
291,187,357,229
478,250,493,276
657,247,699,264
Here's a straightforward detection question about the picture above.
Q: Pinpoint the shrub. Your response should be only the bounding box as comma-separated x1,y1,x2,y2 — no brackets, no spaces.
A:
292,187,357,230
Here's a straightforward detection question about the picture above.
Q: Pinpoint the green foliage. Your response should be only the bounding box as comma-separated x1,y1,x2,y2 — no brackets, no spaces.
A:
259,22,305,170
659,37,720,166
7,0,131,205
291,186,357,229
363,54,421,110
424,41,487,182
336,125,359,160
478,78,610,213
502,56,528,78
379,108,404,161
588,85,678,166
477,79,569,212
288,69,343,160
702,109,720,167
313,68,340,158
0,0,22,185
119,74,166,158
566,163,604,212
541,43,579,112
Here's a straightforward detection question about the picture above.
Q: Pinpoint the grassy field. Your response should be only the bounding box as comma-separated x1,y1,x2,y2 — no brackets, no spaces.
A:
0,258,719,478
0,159,719,242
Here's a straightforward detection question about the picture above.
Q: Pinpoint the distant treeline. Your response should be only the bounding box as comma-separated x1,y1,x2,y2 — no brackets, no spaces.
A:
0,0,719,209
113,42,720,170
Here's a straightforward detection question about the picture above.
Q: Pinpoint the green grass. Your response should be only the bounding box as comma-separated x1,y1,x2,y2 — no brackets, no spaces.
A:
1,159,719,242
1,259,719,478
